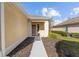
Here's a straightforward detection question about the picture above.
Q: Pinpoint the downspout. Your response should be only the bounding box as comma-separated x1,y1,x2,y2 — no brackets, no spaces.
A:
49,18,53,32
49,19,51,33
65,25,69,37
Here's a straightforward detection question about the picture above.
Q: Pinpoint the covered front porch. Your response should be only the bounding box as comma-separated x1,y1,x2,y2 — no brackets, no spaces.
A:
30,18,49,37
32,21,44,37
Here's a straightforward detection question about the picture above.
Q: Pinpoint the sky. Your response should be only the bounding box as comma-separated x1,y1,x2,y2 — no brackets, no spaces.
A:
20,2,79,25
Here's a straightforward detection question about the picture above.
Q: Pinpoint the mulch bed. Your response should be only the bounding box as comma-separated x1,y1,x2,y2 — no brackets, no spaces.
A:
42,37,79,57
7,37,34,57
55,40,79,57
42,37,60,57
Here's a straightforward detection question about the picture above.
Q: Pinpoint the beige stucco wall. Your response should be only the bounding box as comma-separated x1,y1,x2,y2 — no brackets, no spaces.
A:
44,21,49,37
52,24,79,33
68,24,79,33
27,20,32,37
4,3,29,48
52,27,66,31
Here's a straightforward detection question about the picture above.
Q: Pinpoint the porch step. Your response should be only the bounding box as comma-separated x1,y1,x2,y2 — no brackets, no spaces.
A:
34,36,40,41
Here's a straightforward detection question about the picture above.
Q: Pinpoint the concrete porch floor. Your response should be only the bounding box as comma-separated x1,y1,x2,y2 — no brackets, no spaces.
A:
29,36,48,57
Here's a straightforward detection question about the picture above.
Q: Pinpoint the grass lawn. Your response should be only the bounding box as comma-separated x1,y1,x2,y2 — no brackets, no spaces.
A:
49,32,79,42
48,32,79,57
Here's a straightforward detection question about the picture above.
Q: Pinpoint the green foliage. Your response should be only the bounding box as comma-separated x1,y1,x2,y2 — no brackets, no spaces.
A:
48,31,79,42
48,32,63,39
51,31,79,38
57,40,79,56
51,31,68,37
48,31,79,56
70,33,79,38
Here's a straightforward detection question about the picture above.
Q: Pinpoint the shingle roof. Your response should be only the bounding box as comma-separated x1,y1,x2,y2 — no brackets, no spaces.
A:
53,16,79,27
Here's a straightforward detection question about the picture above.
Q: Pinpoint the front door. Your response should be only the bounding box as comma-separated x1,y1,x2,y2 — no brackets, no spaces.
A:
32,25,37,36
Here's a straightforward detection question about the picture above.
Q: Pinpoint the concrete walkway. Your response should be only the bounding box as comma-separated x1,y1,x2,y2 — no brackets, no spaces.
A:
29,37,48,57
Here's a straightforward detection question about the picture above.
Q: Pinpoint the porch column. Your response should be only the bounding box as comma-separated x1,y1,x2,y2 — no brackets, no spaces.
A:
44,21,49,37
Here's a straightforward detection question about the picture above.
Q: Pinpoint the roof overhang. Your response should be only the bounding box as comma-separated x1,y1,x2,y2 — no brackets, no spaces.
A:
53,23,79,28
10,3,50,22
53,16,79,28
28,15,50,21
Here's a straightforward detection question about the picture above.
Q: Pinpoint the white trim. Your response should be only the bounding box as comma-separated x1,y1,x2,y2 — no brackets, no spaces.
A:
1,2,5,56
5,36,28,55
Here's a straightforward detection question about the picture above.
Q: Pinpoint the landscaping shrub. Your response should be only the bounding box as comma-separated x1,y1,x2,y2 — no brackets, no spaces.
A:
51,31,79,38
70,33,79,38
55,40,79,57
48,31,79,42
48,31,79,57
48,32,63,39
51,31,68,37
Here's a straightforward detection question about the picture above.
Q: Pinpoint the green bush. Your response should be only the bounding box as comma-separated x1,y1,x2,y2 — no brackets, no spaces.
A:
48,31,79,42
70,33,79,38
51,31,79,38
48,32,64,39
51,31,68,37
48,32,79,56
56,40,79,56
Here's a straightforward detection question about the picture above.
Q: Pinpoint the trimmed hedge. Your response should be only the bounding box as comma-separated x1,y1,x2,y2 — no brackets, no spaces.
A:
51,31,79,38
70,33,79,38
48,32,63,39
51,31,68,37
56,40,79,57
48,31,79,42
